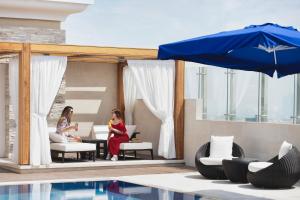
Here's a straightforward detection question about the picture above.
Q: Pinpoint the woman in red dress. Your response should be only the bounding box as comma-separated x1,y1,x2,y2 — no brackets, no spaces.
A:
106,109,129,161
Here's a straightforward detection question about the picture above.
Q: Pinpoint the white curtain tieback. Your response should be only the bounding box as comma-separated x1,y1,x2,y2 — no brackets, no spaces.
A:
162,116,173,124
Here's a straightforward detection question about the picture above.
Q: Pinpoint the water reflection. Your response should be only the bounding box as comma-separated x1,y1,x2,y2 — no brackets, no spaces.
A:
0,180,202,200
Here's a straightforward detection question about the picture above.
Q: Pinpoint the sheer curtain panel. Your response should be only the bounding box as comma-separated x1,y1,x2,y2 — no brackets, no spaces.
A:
123,66,137,125
30,56,67,165
127,60,176,159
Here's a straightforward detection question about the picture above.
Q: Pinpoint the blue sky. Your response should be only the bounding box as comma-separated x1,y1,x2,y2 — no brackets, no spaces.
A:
63,0,300,48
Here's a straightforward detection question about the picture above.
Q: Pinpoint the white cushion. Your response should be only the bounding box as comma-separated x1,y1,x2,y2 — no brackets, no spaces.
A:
248,162,273,173
126,125,137,138
200,157,237,166
93,125,109,140
93,125,137,140
278,141,293,159
209,136,234,158
49,132,67,143
120,142,152,150
93,125,109,133
48,127,57,133
50,143,96,152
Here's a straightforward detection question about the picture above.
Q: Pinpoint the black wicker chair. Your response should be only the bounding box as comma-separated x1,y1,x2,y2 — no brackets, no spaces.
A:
195,142,245,179
247,146,300,188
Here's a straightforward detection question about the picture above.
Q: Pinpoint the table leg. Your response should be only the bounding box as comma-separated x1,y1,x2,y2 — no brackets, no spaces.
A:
103,142,108,159
96,143,100,158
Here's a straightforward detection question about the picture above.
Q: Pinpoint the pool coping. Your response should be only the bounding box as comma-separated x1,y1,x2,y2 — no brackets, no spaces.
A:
0,158,185,173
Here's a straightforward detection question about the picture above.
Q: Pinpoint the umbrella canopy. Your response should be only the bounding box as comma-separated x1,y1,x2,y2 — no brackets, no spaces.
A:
158,23,300,77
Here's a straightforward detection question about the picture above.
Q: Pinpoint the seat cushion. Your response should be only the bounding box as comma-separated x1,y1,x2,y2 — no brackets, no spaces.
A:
120,142,152,150
49,132,67,143
93,125,109,140
248,162,273,173
200,157,237,166
126,125,137,139
50,143,96,152
210,136,234,158
278,141,292,159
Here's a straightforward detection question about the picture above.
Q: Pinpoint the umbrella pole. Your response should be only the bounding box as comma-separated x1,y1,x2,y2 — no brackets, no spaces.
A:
257,73,261,122
273,49,277,65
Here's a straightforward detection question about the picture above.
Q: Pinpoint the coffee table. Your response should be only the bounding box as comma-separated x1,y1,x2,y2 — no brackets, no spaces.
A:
222,158,258,183
82,139,107,159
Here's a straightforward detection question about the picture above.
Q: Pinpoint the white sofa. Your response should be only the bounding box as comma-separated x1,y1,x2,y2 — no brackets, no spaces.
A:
93,125,154,160
48,127,96,163
50,143,96,162
119,142,153,160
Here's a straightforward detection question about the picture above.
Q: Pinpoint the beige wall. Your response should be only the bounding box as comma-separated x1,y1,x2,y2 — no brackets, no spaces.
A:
65,62,117,137
184,99,300,167
133,100,161,156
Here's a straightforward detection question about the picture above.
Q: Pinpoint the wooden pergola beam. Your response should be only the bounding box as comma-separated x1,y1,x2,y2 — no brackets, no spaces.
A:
174,60,185,159
0,42,22,53
68,57,119,64
18,43,31,165
31,43,157,59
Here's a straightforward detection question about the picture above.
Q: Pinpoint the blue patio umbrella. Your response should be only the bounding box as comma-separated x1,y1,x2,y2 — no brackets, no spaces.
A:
158,23,300,78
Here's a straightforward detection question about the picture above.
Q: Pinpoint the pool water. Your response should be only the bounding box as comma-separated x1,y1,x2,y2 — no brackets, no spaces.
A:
0,180,202,200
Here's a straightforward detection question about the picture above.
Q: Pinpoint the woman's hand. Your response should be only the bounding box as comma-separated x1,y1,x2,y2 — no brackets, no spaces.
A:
70,123,79,131
107,132,112,140
74,123,79,131
111,128,122,134
73,136,81,142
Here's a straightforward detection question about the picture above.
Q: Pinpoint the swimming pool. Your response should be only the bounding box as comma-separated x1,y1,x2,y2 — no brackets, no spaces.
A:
0,180,202,199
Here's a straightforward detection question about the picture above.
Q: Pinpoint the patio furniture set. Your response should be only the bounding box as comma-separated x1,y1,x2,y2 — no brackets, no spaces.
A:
195,136,300,189
49,125,154,162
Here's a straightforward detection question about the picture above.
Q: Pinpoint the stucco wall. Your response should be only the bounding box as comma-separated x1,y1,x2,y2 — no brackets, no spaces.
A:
64,62,118,137
184,99,300,167
133,100,161,156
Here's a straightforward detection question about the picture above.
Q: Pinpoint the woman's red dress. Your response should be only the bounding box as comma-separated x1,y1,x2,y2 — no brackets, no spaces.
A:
108,121,129,156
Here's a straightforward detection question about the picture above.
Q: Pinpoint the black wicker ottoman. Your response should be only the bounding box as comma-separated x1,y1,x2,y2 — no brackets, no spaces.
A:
222,158,258,183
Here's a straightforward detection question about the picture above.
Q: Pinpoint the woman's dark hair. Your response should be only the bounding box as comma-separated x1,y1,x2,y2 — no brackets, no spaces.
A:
61,106,73,124
112,108,122,119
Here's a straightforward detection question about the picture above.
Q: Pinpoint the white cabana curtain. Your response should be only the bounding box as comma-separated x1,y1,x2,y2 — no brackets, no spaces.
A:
127,60,176,159
30,56,67,166
123,66,137,125
9,57,19,163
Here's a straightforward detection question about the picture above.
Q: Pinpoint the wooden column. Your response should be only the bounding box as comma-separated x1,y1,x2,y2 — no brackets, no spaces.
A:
117,62,126,119
18,43,31,165
174,60,185,159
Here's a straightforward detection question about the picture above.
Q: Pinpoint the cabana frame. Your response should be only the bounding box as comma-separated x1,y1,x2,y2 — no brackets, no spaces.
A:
0,42,185,165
